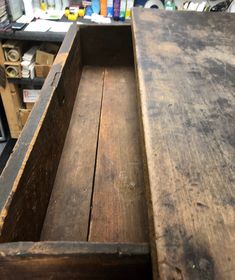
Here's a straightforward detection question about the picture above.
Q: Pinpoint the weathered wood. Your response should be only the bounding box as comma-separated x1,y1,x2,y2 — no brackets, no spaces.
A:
0,24,82,242
9,83,22,112
80,26,133,66
0,42,5,64
132,8,235,280
0,43,22,138
41,66,104,241
19,108,31,127
89,67,148,243
0,242,152,280
0,80,22,138
0,24,152,279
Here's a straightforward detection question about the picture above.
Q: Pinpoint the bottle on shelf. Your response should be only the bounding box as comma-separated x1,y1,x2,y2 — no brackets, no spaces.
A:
165,0,176,10
40,0,47,11
113,0,121,20
119,0,127,21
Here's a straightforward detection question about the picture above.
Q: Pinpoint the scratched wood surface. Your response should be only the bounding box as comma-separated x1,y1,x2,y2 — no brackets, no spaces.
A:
41,66,104,241
0,242,151,279
89,67,149,243
42,66,148,243
132,8,235,280
0,25,152,279
0,24,82,242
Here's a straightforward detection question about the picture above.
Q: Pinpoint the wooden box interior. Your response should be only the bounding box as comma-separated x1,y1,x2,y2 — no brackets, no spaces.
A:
0,25,152,279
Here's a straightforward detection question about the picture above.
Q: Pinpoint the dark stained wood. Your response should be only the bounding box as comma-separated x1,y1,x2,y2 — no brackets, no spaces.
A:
132,8,235,280
0,24,152,279
80,26,133,66
41,66,104,241
0,24,82,242
0,241,152,279
89,67,148,243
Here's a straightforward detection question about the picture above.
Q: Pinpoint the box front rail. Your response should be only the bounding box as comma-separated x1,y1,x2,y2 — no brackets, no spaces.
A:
0,242,151,280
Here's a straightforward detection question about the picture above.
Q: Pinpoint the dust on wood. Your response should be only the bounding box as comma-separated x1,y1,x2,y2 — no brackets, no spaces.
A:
132,8,235,280
88,67,149,243
41,66,104,241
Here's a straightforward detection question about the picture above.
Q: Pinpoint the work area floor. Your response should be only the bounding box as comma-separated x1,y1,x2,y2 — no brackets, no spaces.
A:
40,66,149,243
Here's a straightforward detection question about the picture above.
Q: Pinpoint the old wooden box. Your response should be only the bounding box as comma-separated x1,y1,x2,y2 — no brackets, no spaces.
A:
0,24,152,279
1,9,235,280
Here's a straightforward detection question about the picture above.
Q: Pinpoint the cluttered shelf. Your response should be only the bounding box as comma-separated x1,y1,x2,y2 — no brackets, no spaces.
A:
0,0,234,38
0,18,131,43
0,0,234,145
0,29,66,42
0,40,61,139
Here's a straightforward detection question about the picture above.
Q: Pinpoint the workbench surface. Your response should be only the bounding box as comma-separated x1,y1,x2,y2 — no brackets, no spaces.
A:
132,8,235,280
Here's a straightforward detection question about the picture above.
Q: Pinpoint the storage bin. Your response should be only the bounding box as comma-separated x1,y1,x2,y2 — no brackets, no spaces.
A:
0,24,151,279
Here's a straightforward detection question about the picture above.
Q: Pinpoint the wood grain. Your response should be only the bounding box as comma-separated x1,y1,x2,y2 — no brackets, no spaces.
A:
0,241,151,280
0,24,82,242
132,8,235,280
80,26,133,66
41,66,104,241
0,42,23,138
0,81,22,138
0,25,152,279
89,67,149,243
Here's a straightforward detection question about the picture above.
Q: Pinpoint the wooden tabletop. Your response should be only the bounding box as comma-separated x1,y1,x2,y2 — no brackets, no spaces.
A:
132,8,235,280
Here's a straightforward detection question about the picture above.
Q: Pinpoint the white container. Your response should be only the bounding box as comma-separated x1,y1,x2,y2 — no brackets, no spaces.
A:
32,0,40,10
47,0,55,9
23,0,34,17
125,0,134,19
55,0,62,10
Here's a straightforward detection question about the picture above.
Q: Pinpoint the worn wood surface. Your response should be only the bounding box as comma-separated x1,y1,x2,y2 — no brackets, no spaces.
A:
41,66,104,241
0,43,22,138
0,241,151,279
80,26,133,66
0,25,152,279
0,80,22,138
0,24,82,242
89,67,148,243
132,9,235,280
42,66,148,243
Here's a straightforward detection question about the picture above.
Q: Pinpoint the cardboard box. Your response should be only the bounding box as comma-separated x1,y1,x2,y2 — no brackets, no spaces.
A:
35,64,51,78
35,43,60,66
23,89,40,103
19,109,31,126
25,102,34,110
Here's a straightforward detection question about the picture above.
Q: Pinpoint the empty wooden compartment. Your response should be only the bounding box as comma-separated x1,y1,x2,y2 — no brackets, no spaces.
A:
2,10,233,280
0,24,151,279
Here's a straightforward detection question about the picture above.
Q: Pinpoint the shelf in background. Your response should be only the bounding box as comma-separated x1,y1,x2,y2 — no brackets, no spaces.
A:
0,19,131,43
7,77,45,87
0,30,65,42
